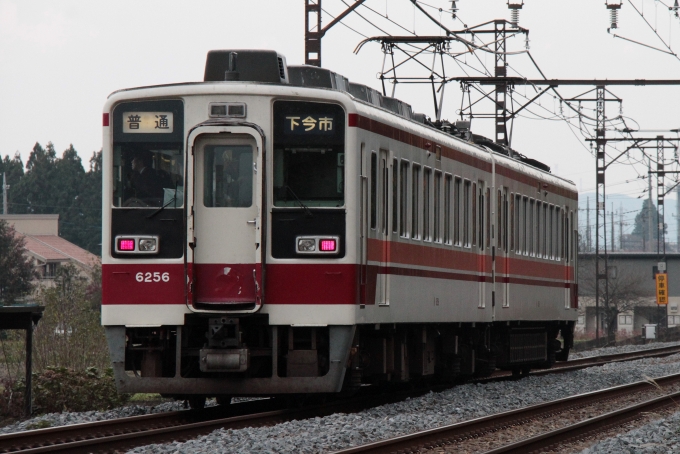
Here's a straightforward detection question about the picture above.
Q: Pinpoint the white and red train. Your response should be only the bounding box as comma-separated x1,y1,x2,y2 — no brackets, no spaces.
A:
102,50,578,406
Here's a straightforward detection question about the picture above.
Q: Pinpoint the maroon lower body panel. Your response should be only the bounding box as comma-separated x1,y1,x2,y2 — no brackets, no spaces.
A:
102,263,185,305
193,263,261,303
266,264,357,305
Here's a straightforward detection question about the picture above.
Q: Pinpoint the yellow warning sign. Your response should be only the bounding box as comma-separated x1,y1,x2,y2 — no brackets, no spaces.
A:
656,273,668,305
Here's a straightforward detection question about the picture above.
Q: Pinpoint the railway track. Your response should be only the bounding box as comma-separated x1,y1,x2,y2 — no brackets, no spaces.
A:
2,344,680,453
332,374,680,454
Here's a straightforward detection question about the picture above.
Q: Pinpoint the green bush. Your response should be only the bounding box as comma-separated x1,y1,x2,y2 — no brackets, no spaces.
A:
0,367,130,418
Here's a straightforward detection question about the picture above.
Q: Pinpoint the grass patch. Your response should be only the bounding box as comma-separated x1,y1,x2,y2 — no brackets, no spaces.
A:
129,393,164,402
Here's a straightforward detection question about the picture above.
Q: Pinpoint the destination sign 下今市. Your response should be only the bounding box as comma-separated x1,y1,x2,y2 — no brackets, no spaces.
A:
122,112,174,133
284,115,334,135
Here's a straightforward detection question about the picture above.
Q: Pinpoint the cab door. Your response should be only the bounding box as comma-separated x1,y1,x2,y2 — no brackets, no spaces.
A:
187,127,264,312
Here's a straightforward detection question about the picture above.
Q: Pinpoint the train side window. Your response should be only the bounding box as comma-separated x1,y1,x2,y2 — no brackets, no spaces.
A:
478,182,485,250
392,158,398,234
514,194,520,252
423,167,431,241
434,171,442,242
496,189,502,251
454,177,462,246
522,196,528,255
549,205,555,260
536,201,543,258
471,181,477,247
486,188,491,249
463,180,471,247
503,190,508,253
370,152,377,230
444,174,452,244
510,193,515,252
400,160,409,237
528,198,535,256
564,209,570,263
558,207,563,261
412,164,421,239
381,155,388,234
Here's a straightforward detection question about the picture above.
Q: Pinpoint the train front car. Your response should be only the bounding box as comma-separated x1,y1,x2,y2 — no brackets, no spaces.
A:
102,49,578,405
102,51,357,405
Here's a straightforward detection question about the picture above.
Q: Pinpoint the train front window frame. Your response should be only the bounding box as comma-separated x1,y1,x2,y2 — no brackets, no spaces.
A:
112,144,184,208
111,99,185,209
273,100,346,209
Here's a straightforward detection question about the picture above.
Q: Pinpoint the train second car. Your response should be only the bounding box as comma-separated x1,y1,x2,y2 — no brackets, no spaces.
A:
102,50,578,405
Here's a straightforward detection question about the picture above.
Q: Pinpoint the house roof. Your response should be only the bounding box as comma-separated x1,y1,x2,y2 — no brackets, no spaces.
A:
20,235,99,269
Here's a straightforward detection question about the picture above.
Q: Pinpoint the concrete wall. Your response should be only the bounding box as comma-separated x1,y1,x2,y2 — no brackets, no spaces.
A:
0,214,59,236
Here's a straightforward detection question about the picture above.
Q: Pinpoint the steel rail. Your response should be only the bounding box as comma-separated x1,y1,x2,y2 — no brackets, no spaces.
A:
481,344,680,381
331,373,680,453
482,390,680,454
3,344,680,453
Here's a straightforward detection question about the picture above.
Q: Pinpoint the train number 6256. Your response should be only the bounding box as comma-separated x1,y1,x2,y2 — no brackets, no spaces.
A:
136,272,170,283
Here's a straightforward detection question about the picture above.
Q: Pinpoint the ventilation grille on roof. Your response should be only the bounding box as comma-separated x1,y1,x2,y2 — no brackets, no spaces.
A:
204,50,288,84
278,58,285,80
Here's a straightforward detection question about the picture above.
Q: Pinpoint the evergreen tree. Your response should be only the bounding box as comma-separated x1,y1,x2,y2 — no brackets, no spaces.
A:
2,143,102,255
0,220,36,304
632,199,667,240
0,152,24,213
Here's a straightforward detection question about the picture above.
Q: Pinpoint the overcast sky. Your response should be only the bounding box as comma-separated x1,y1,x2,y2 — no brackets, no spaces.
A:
1,0,679,211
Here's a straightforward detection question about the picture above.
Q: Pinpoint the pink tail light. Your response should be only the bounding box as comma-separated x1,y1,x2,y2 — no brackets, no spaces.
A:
118,239,135,251
319,239,337,252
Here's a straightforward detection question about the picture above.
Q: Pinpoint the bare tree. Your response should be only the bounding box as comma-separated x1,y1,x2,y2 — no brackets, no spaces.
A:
579,260,650,341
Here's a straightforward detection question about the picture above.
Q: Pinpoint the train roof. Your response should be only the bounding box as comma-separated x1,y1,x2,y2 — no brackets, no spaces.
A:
107,49,576,193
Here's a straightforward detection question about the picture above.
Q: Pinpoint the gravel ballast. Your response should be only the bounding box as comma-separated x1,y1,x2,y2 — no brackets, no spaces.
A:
4,341,680,453
570,339,680,360
126,353,680,453
581,409,680,454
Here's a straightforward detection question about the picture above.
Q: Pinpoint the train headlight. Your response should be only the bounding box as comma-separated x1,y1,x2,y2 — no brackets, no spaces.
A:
114,235,159,254
296,236,340,254
297,238,316,252
138,238,158,252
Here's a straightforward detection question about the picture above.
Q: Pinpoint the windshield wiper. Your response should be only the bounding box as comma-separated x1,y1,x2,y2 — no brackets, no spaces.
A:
147,185,178,219
285,185,313,217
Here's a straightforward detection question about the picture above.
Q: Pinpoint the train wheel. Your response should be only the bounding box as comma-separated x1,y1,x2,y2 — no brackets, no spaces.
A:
188,396,206,410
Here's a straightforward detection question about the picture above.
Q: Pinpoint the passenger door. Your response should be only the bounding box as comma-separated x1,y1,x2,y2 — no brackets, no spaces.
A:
187,128,263,312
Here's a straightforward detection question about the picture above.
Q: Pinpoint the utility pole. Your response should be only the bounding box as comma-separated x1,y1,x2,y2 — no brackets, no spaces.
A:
611,204,615,252
2,172,8,215
304,0,367,66
494,19,509,146
677,185,680,251
594,85,609,346
586,197,591,251
648,157,654,252
657,136,665,257
619,205,623,251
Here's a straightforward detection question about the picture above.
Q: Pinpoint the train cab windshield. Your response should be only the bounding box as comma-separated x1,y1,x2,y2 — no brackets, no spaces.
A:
111,100,185,208
273,100,345,208
112,145,184,208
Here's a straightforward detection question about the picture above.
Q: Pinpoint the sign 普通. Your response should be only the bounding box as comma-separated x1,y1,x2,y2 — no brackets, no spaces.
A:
122,112,174,133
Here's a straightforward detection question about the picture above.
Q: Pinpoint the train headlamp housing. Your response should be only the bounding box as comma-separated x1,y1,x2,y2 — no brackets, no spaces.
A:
138,238,158,252
296,236,340,255
114,235,159,254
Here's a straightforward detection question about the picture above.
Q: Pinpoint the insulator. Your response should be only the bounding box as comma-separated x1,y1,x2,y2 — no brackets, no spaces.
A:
510,8,520,28
450,1,458,20
610,8,619,29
